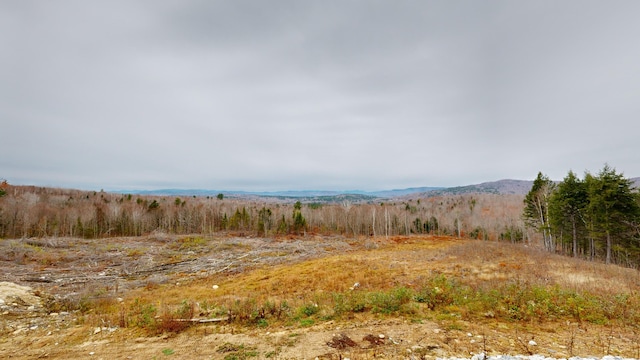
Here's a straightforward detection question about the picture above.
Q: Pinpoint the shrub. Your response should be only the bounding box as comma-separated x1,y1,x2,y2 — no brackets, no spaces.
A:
368,287,414,314
299,303,319,317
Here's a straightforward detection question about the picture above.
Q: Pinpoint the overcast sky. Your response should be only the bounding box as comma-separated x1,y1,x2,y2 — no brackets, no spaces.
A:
2,1,640,191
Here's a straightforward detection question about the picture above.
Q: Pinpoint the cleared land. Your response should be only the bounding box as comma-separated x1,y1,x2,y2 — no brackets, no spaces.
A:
1,234,640,359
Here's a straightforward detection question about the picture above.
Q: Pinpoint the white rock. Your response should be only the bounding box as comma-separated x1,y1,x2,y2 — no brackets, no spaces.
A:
379,334,385,339
528,339,537,346
89,352,95,355
467,332,473,337
212,285,219,290
94,327,102,334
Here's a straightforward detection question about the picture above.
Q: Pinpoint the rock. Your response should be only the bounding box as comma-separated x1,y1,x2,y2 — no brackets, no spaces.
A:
0,282,43,309
528,339,537,346
212,285,219,290
94,327,102,334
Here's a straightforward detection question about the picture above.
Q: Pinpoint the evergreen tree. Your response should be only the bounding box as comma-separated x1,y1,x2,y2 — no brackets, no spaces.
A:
585,165,640,264
292,201,306,235
549,171,588,257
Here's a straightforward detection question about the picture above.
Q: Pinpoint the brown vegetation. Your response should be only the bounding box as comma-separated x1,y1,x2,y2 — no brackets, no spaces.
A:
2,234,640,359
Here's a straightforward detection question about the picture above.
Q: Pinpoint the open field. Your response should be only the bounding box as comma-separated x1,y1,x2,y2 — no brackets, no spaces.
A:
1,234,640,359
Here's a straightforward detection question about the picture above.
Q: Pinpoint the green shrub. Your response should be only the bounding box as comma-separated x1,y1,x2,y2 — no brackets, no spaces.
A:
299,303,319,317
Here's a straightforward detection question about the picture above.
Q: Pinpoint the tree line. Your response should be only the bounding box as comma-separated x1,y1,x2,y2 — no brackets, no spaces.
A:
0,182,526,242
524,165,640,266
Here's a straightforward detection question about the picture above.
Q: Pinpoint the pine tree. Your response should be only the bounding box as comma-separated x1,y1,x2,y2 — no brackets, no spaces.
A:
292,201,306,235
585,165,640,264
549,171,588,257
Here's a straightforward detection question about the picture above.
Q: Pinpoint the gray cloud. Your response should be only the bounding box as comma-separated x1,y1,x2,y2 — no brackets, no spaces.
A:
2,1,640,191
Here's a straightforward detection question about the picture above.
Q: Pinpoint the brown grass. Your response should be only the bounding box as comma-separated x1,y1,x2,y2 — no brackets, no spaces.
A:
5,235,640,359
112,235,640,332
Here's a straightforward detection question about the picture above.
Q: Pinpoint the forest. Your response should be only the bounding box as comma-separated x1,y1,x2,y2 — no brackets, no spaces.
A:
2,165,639,268
0,179,524,242
524,165,640,267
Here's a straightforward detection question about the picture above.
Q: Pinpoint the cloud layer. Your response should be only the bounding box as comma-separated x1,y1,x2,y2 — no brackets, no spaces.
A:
2,1,640,191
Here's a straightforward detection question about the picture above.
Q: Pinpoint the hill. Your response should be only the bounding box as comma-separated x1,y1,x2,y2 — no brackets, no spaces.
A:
420,179,534,197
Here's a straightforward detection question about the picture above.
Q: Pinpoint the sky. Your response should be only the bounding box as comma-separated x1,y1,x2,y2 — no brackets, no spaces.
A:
2,1,640,192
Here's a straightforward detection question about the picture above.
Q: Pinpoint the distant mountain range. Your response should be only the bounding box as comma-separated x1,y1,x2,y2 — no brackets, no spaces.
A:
123,177,640,200
128,186,444,199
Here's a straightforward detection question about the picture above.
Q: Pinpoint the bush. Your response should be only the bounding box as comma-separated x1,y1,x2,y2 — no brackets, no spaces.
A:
367,287,414,314
299,303,319,317
415,275,457,310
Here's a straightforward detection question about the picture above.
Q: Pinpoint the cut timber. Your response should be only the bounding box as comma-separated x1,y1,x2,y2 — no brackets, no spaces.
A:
162,317,229,323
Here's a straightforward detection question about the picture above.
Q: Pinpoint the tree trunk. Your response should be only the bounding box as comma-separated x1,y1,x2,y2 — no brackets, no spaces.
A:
606,230,612,264
572,215,578,258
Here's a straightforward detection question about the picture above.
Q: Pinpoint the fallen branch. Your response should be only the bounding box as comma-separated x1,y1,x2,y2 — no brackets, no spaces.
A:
160,317,229,323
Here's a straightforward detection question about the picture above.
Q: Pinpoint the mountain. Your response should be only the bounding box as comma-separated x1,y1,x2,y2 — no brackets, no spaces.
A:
126,187,445,199
121,177,640,200
423,179,535,196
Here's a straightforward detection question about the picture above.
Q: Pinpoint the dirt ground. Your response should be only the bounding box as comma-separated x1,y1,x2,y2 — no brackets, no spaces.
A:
1,234,639,359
